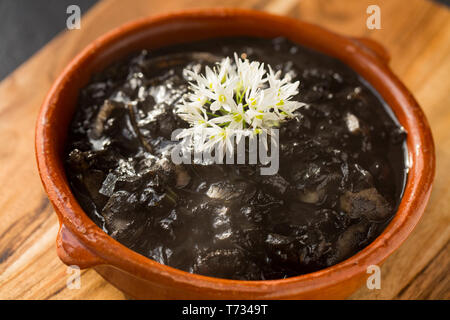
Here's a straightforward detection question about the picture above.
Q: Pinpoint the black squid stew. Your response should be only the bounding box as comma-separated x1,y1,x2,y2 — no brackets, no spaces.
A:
66,37,407,280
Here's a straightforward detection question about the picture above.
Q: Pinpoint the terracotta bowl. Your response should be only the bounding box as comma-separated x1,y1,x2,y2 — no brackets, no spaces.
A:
35,8,435,299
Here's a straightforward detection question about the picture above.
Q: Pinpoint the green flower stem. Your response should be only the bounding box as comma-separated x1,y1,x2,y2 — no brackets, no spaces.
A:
206,112,220,117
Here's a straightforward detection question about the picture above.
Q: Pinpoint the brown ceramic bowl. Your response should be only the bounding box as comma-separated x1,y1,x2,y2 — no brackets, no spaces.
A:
35,8,435,299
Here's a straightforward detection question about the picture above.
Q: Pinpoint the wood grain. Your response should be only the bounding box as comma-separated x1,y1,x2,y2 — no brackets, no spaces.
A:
0,0,448,300
395,242,450,300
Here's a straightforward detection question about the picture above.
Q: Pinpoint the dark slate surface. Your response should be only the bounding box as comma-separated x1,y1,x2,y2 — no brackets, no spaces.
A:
0,0,448,81
0,0,98,80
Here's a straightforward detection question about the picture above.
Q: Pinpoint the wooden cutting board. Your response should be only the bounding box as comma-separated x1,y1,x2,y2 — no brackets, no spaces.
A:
0,0,449,300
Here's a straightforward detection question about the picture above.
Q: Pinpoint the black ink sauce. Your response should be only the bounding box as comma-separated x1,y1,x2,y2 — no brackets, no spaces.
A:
65,37,408,280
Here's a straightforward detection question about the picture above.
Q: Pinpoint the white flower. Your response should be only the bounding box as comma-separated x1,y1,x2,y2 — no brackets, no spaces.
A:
177,105,210,127
185,58,239,112
234,53,267,99
201,125,235,154
175,53,306,155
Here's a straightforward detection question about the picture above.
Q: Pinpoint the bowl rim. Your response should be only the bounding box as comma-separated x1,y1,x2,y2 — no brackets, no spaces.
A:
35,8,435,295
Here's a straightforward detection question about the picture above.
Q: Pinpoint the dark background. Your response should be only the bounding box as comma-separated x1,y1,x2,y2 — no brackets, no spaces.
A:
0,0,98,80
0,0,448,80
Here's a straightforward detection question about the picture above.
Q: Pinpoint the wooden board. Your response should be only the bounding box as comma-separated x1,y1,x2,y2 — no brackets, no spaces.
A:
0,0,449,300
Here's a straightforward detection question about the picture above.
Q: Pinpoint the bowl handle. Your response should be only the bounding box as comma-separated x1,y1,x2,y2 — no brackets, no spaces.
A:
352,37,390,65
56,223,104,269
